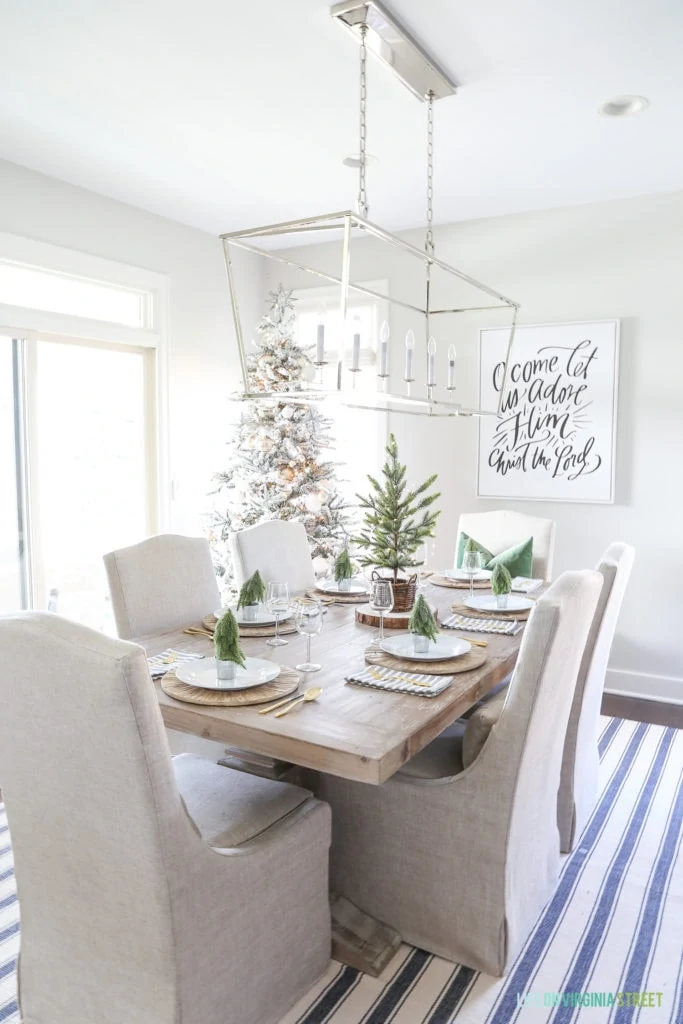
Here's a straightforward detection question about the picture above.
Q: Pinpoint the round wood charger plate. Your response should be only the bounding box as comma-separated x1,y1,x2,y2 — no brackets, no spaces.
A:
161,666,299,707
365,645,487,676
450,602,532,622
355,603,438,630
430,575,491,590
202,614,297,637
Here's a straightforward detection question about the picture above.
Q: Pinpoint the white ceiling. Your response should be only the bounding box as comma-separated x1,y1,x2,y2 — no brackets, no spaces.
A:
1,0,682,236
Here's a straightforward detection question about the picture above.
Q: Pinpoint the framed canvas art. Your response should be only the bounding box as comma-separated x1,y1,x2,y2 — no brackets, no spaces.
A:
477,320,620,503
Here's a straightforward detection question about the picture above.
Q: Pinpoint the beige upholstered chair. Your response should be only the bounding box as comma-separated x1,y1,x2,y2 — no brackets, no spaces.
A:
461,542,635,854
456,509,556,580
229,520,315,594
0,612,331,1024
558,542,635,851
104,533,220,639
317,570,602,976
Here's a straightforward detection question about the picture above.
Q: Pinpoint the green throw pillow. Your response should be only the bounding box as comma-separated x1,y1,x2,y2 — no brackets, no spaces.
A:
456,532,534,578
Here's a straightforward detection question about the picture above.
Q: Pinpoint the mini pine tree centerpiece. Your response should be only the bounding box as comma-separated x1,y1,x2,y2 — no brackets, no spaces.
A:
354,433,440,612
334,548,354,592
214,609,246,681
236,570,266,621
491,563,513,609
408,593,439,653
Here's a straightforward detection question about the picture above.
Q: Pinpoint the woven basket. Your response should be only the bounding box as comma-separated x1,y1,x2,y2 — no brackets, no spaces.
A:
372,570,417,613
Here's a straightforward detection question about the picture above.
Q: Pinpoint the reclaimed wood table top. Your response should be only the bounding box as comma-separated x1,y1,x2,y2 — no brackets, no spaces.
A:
141,583,535,785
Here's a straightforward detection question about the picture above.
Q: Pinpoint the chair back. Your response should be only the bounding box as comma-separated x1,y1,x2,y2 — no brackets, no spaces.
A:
456,509,556,580
229,520,316,594
0,613,189,1022
104,533,220,638
558,542,635,848
473,571,601,936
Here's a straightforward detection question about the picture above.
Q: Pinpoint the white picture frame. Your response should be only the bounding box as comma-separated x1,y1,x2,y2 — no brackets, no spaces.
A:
477,319,620,504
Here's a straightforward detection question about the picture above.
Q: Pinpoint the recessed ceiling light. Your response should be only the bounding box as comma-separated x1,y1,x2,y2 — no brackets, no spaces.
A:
598,95,649,117
342,153,378,168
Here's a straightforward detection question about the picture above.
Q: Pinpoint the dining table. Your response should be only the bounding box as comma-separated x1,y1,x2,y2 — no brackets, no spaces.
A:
141,581,537,785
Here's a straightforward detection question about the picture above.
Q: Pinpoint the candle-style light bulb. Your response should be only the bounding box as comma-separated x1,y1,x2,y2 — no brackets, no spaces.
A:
427,336,437,387
316,318,325,364
447,343,456,390
404,329,415,381
351,315,361,371
378,319,390,377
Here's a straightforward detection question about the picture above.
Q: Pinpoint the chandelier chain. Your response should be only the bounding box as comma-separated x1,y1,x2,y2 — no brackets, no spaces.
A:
358,24,369,219
426,90,435,257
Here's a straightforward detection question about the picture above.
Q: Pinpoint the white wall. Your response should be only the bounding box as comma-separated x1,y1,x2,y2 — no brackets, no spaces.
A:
267,190,683,703
0,158,263,535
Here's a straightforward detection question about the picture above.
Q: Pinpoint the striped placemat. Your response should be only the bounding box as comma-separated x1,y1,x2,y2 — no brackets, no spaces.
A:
147,649,204,678
442,613,523,636
345,664,452,697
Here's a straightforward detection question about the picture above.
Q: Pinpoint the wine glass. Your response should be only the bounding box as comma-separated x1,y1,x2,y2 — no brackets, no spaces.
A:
293,598,324,672
370,579,394,641
461,550,482,600
265,582,290,647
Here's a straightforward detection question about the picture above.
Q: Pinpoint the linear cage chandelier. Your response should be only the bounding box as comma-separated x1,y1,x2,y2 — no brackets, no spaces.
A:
221,0,520,418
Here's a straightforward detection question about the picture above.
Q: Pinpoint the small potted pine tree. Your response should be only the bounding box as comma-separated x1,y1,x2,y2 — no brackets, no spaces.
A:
491,563,512,609
408,593,439,654
354,434,440,612
237,570,266,622
334,548,354,592
214,609,246,682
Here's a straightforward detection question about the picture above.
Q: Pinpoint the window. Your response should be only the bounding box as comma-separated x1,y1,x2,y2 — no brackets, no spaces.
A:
0,237,167,631
0,261,149,328
2,336,156,630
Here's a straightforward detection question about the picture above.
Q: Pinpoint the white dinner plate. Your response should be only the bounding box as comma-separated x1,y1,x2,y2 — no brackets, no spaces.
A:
213,607,292,626
440,569,492,582
464,594,534,612
379,634,471,661
316,579,369,595
175,657,281,691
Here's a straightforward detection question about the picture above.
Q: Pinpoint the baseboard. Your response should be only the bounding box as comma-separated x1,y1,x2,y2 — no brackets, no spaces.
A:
605,668,683,706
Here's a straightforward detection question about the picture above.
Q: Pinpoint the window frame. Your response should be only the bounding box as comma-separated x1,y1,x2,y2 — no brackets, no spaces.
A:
0,232,170,535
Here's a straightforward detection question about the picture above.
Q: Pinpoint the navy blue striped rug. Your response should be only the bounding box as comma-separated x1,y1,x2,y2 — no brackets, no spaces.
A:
1,718,681,1023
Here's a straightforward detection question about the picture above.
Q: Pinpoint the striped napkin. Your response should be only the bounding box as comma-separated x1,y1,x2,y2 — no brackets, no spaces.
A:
511,577,543,593
442,613,523,636
345,665,452,697
147,649,205,678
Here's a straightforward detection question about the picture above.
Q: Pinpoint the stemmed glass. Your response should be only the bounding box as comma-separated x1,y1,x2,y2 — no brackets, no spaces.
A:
370,579,394,641
461,550,482,600
266,582,290,647
293,598,324,672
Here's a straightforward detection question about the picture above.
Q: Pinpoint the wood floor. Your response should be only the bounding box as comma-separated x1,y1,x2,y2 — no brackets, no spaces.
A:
601,692,683,729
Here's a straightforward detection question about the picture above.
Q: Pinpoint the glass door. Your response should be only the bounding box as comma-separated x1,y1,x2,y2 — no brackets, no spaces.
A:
0,338,27,612
1,335,156,631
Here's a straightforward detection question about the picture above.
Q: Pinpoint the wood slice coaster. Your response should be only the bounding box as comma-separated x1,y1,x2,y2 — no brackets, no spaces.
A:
308,588,370,605
201,614,297,637
355,602,438,631
431,574,491,590
450,602,532,622
161,667,299,707
365,644,486,676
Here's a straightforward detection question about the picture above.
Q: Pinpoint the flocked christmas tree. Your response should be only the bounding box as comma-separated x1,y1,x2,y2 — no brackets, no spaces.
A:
210,286,348,586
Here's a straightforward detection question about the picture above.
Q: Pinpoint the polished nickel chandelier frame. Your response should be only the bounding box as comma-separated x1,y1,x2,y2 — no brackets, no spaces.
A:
220,0,520,418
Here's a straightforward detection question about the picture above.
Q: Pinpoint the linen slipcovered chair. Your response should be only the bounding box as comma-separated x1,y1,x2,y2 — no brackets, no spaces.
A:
316,570,602,976
0,612,331,1024
558,542,635,851
229,520,316,594
462,542,635,854
104,533,220,639
456,509,556,581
